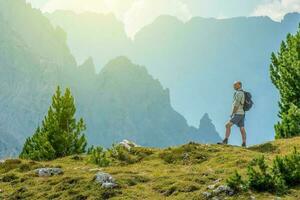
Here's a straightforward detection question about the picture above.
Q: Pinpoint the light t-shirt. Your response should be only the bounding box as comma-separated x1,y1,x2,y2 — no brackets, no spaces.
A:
232,89,245,115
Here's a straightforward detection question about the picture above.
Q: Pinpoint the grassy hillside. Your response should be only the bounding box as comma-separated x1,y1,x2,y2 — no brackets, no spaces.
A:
1,138,300,200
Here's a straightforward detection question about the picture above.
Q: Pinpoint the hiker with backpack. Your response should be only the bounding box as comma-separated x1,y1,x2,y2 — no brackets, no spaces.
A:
220,81,253,147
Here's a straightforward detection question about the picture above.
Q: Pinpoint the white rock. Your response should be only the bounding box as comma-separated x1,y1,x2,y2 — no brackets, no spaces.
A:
95,172,117,189
118,139,139,150
35,168,63,177
213,185,234,196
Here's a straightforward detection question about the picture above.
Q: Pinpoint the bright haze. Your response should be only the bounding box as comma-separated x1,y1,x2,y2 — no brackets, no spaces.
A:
27,0,300,39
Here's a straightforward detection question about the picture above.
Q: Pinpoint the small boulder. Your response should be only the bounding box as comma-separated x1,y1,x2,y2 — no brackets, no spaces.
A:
34,168,63,177
95,172,117,189
213,185,234,196
118,139,139,150
202,191,212,199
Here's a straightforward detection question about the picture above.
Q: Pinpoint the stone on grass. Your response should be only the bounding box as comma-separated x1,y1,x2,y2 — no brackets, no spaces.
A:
118,139,139,150
95,172,117,189
35,168,63,177
213,185,234,196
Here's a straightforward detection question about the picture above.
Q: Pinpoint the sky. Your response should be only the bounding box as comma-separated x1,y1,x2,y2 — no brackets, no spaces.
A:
26,0,300,38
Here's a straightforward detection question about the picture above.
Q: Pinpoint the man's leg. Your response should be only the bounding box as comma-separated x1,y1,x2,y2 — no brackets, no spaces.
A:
224,121,233,143
240,127,246,146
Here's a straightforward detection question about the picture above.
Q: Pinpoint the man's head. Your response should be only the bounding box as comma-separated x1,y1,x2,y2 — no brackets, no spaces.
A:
233,81,242,90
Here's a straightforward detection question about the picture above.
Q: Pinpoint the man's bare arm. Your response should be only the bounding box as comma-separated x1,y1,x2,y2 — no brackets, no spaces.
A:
231,106,239,116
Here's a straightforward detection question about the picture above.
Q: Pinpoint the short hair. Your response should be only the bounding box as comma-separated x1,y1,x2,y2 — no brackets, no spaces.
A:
234,81,242,87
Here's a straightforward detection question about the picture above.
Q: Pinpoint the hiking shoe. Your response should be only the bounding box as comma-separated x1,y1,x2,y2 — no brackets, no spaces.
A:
217,138,228,145
221,138,228,145
242,142,246,148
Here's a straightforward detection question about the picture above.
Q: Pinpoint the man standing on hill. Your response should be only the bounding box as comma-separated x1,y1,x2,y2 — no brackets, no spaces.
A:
220,81,247,147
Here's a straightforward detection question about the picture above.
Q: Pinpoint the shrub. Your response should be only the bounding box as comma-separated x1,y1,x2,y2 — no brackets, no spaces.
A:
88,146,111,167
272,148,300,187
87,145,95,155
108,144,137,164
159,144,207,164
226,171,246,192
2,173,19,182
18,163,32,172
227,149,300,195
247,156,287,194
130,147,154,160
0,159,22,173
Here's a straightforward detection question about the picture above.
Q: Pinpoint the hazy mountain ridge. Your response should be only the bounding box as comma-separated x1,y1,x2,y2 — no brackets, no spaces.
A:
46,10,300,145
0,0,220,157
45,10,132,69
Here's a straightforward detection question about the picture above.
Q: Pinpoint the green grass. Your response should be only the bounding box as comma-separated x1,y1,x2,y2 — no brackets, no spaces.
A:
1,137,300,200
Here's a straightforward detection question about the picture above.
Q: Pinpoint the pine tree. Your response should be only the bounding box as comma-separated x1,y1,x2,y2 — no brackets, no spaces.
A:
20,86,87,160
20,127,56,161
270,25,300,138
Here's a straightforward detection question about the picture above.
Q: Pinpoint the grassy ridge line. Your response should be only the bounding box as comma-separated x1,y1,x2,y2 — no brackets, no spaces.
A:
0,137,300,200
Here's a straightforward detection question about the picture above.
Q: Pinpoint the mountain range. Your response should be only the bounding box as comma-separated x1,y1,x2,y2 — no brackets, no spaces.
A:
0,0,221,158
46,10,300,145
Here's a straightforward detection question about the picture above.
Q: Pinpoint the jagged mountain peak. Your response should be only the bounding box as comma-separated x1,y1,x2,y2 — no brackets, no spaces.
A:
100,56,150,80
79,57,96,74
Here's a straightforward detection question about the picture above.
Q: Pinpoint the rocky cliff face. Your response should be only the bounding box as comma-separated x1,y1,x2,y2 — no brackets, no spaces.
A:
86,57,221,147
0,0,220,157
